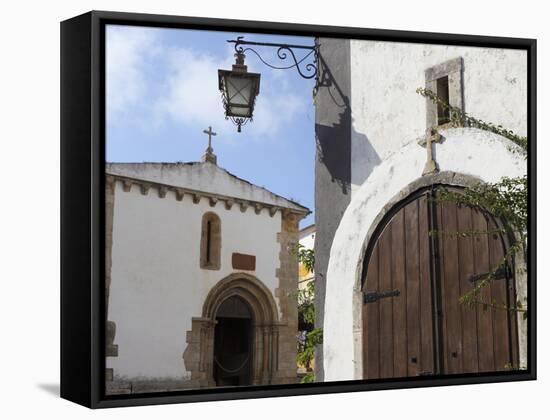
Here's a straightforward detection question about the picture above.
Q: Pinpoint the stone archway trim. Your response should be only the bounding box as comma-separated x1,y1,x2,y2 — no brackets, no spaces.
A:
183,272,282,387
202,273,279,324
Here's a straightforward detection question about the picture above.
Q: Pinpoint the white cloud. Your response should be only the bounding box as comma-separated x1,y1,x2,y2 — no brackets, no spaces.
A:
252,88,307,135
106,26,160,120
156,46,308,140
154,47,233,136
106,26,309,140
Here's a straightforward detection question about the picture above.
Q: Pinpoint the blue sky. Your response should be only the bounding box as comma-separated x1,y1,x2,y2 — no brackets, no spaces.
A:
106,24,316,226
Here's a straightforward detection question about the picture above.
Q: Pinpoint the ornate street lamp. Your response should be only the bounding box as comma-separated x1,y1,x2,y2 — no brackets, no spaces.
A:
218,51,261,133
218,37,319,133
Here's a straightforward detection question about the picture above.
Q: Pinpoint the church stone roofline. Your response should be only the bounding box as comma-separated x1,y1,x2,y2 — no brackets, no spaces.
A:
107,173,310,218
106,161,309,213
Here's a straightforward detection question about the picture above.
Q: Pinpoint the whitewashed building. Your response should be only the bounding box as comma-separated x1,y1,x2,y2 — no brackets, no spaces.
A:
314,39,527,381
105,143,309,394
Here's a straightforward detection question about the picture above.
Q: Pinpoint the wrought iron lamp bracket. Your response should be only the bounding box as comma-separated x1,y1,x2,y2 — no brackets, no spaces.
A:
227,36,319,87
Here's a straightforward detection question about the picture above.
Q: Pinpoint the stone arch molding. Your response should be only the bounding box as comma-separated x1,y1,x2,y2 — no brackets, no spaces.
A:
322,127,527,382
183,273,281,387
202,272,279,324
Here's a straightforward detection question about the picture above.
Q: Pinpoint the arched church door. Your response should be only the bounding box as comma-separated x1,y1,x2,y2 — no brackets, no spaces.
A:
213,296,254,386
362,186,519,379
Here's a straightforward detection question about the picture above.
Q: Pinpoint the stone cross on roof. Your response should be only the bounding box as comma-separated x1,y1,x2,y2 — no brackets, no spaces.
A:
202,126,218,165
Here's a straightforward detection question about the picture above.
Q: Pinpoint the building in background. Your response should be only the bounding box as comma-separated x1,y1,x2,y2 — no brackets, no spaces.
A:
298,224,316,285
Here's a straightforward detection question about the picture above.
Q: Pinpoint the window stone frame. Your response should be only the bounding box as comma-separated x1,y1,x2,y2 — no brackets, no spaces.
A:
200,211,221,270
425,57,464,128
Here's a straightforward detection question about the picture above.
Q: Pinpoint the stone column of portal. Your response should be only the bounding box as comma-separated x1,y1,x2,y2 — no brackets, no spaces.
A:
273,210,303,384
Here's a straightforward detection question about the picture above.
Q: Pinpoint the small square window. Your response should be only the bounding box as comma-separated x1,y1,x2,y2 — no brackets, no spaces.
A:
436,76,450,125
424,57,464,129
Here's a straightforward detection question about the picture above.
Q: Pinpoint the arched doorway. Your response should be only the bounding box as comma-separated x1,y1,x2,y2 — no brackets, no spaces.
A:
183,273,281,387
213,296,254,386
362,186,519,379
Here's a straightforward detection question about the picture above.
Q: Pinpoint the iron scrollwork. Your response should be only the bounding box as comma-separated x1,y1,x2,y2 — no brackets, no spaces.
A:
227,36,319,84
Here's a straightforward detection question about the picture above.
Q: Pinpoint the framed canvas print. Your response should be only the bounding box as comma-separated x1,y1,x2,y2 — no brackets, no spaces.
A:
60,10,536,408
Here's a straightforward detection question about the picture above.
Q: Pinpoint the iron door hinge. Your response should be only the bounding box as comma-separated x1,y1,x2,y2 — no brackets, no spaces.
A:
468,265,510,283
364,289,400,304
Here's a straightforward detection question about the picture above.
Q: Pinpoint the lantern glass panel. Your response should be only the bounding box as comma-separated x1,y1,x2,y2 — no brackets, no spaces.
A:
218,68,260,122
229,105,251,117
226,76,253,106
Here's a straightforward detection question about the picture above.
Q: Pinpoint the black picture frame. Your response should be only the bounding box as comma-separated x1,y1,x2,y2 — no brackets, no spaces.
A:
60,10,536,409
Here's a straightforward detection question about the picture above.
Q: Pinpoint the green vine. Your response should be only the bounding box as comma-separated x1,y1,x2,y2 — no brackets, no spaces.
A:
293,243,322,383
418,88,528,319
416,88,527,153
297,244,315,275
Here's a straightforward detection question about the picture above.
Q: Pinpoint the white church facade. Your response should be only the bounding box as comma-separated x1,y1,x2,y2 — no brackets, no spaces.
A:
105,142,309,394
314,39,528,382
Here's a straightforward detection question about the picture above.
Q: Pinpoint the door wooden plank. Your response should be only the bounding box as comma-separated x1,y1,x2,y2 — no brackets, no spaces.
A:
509,286,520,369
499,225,520,369
487,216,512,371
435,199,449,373
456,205,479,373
392,209,408,377
405,200,421,376
378,221,394,378
362,188,519,379
363,245,380,379
472,208,495,372
419,194,435,375
440,200,463,374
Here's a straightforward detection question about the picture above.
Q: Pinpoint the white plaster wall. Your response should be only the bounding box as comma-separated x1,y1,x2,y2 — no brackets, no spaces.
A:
107,180,282,380
299,228,315,251
323,128,527,381
349,40,527,191
106,161,305,212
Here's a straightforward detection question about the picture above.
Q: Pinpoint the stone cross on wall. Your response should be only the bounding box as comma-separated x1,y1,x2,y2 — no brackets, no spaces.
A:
417,127,442,176
202,126,218,164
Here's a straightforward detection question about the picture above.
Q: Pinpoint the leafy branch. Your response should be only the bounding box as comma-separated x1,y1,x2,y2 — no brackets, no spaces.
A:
292,243,322,383
418,88,528,317
297,244,315,275
416,87,527,153
434,176,527,248
429,228,506,239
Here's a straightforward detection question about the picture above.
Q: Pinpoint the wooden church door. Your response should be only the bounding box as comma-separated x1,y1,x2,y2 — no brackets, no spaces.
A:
362,187,519,379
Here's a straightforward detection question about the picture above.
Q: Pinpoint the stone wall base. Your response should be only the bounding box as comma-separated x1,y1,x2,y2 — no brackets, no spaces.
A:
105,373,299,395
105,377,198,395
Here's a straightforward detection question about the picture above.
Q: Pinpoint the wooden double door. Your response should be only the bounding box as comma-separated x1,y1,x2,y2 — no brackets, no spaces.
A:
362,187,519,379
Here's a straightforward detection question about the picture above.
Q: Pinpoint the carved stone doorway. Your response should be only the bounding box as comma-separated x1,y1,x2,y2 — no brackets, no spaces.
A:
183,273,281,387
